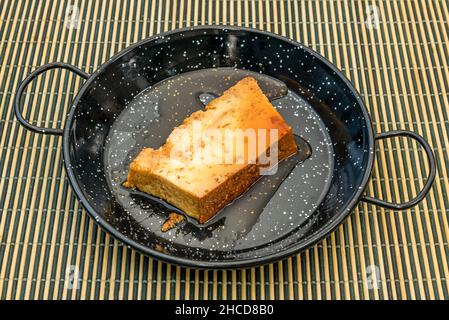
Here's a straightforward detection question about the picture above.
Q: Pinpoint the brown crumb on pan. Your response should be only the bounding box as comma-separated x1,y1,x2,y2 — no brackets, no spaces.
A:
161,212,185,232
122,180,133,188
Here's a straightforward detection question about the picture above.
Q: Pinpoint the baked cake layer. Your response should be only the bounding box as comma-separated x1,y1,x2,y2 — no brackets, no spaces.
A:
125,77,298,223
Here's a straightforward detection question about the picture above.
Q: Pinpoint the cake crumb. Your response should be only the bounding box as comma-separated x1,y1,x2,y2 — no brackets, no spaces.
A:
161,212,185,232
122,180,133,188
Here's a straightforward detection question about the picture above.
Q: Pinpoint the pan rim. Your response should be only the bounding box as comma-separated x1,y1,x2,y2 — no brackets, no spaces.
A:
62,25,375,269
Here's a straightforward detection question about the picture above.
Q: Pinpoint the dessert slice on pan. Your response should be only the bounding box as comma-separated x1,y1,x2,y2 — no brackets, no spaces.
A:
125,77,298,223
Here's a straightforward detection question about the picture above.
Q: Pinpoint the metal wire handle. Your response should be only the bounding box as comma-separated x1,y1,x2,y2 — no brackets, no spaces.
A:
362,130,436,210
14,62,89,136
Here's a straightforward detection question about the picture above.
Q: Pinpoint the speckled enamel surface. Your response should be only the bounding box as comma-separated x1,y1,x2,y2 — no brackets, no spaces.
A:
65,27,373,266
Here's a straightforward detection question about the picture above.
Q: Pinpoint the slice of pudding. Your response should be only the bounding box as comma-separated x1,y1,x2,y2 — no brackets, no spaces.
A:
125,77,298,223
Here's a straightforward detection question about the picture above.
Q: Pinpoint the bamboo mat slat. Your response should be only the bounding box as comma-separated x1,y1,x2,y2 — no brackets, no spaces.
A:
0,0,448,300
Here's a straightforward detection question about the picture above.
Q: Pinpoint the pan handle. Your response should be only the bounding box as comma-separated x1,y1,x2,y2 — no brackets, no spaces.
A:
14,62,89,136
361,130,436,210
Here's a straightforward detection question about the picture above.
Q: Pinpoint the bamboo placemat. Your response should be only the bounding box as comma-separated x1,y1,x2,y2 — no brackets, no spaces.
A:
0,0,448,300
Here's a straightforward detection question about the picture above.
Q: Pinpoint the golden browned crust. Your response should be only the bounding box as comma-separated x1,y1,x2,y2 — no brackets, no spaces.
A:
125,77,298,223
194,130,297,223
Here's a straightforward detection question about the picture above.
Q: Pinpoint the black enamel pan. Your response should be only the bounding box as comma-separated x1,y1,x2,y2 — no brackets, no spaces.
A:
14,27,436,268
